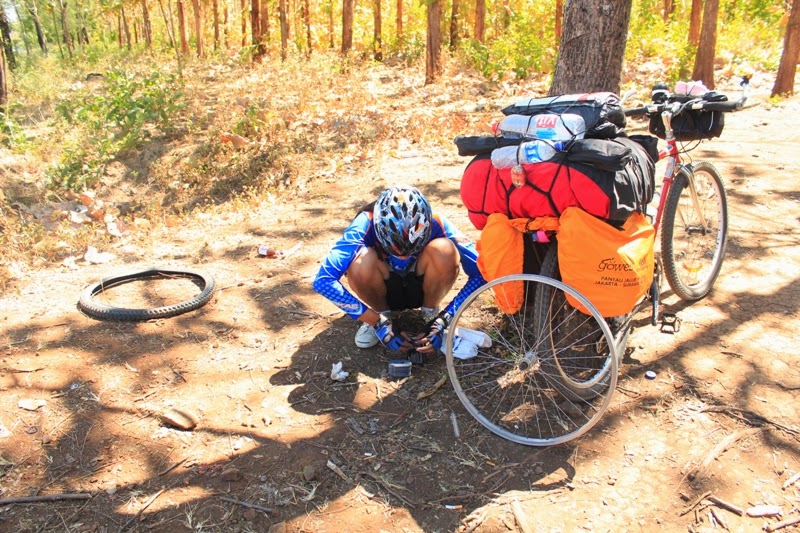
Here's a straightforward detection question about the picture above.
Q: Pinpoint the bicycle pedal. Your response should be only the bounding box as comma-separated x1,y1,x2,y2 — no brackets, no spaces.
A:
660,313,681,334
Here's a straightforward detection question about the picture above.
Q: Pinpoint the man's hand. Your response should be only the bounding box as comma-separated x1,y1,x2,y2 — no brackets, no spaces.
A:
414,313,450,354
375,315,405,351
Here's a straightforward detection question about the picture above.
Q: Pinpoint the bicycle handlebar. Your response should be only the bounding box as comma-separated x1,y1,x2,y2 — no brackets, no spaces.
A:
624,76,749,118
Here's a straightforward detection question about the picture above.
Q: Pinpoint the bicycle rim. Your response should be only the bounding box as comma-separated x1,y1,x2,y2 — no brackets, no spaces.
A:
446,274,618,447
661,162,728,301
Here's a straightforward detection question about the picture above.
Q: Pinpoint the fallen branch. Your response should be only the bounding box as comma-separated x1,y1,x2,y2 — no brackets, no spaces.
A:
361,472,416,508
158,457,187,476
679,491,711,516
220,496,273,514
511,500,535,533
708,495,744,516
702,405,797,436
119,487,165,531
0,493,92,505
326,460,351,482
782,471,800,490
417,374,447,400
687,428,763,481
766,515,800,532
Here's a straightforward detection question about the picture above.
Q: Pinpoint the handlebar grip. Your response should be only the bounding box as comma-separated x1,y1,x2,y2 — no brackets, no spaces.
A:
624,106,650,117
699,100,742,112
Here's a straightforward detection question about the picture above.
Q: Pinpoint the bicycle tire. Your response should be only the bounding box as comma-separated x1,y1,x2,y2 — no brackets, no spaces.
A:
661,161,728,301
534,243,621,401
445,273,617,447
538,242,631,363
78,268,216,321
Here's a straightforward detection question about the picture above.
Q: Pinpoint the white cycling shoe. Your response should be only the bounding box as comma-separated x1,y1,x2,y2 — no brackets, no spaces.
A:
355,322,379,349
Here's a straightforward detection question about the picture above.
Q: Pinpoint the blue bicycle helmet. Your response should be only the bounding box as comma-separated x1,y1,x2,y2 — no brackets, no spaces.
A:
373,186,432,257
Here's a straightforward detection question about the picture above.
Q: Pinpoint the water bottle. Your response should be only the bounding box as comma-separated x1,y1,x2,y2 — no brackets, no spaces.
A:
491,140,567,169
494,113,586,141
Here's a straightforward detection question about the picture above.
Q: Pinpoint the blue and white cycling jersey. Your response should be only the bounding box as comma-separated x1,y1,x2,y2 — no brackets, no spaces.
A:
313,211,485,320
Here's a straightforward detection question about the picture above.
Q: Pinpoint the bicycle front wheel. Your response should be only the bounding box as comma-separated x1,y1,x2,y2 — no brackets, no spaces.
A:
661,161,728,301
445,274,618,447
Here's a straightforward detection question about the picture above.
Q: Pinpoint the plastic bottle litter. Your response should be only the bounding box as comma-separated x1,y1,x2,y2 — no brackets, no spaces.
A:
494,113,586,141
491,140,567,169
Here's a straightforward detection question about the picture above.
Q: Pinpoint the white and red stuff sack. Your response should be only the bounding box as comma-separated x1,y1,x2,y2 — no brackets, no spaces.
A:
501,92,627,139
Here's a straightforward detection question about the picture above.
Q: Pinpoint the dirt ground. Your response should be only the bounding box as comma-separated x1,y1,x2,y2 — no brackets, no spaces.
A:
1,71,799,533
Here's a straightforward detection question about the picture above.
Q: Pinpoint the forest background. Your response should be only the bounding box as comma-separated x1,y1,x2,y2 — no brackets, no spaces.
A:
0,0,795,279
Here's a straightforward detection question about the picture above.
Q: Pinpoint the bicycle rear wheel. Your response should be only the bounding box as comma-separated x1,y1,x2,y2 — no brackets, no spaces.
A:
661,161,728,301
445,274,617,446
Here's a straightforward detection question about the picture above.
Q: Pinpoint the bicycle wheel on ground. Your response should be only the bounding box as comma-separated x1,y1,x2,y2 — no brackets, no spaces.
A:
78,268,216,321
661,161,728,301
445,273,618,447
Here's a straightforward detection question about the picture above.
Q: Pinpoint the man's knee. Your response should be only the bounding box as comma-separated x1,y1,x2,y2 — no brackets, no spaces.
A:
347,248,387,287
419,239,459,282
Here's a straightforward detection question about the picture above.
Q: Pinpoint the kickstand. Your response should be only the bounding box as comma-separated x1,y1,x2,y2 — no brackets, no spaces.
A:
660,313,681,334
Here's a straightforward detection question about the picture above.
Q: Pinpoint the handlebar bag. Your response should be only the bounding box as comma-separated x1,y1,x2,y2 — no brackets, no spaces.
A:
648,94,726,141
558,207,655,318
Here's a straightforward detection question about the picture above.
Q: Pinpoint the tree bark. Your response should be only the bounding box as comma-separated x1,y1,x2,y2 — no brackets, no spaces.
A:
425,0,442,84
58,0,73,58
449,0,459,49
772,0,800,96
213,0,220,49
0,8,16,69
555,0,562,48
279,0,288,58
328,0,334,48
342,0,354,54
25,0,48,55
691,0,718,88
396,0,402,41
251,0,264,57
241,0,247,47
13,4,32,56
0,43,7,111
374,0,382,60
474,0,485,43
51,2,64,58
177,0,189,54
688,0,702,45
550,0,632,95
260,0,270,46
142,0,153,48
663,0,674,21
120,4,131,50
157,0,176,49
192,0,203,56
303,0,312,55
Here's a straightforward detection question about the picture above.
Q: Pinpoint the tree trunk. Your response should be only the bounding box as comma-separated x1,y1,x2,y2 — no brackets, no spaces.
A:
261,0,270,44
555,0,562,48
58,0,73,58
772,0,800,96
177,0,189,54
550,0,632,95
374,0,382,60
279,0,288,59
166,0,183,74
342,0,354,54
192,0,203,56
663,0,674,21
142,0,153,47
474,0,485,43
13,4,32,56
691,0,718,88
304,0,312,55
241,0,247,47
121,5,132,50
157,0,176,48
688,0,702,45
25,0,48,55
251,0,264,57
425,0,442,84
0,8,16,69
396,0,402,41
51,2,64,58
328,0,334,48
213,0,220,49
0,44,7,112
449,0,459,49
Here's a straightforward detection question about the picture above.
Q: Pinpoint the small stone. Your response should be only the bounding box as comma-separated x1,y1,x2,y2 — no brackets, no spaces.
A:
268,522,287,533
243,508,257,521
302,465,316,482
161,408,198,430
534,465,544,475
220,467,242,482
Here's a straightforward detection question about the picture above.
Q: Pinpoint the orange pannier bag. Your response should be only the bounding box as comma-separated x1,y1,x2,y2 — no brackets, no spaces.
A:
557,207,655,317
477,214,560,314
